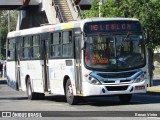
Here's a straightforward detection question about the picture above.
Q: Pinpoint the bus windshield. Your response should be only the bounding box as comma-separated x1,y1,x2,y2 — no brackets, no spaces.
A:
84,34,145,71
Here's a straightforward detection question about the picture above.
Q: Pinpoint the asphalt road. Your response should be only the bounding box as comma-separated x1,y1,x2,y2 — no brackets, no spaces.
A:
0,80,160,120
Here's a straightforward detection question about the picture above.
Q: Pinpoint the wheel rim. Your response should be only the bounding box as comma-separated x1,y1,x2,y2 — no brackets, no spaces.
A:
27,81,32,98
66,83,73,101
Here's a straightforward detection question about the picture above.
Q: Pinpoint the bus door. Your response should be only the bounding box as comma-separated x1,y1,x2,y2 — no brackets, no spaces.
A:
41,34,50,92
74,36,82,94
15,37,22,90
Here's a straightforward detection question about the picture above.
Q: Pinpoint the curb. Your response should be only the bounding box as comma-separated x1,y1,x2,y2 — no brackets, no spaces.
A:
146,91,160,96
146,86,160,96
0,77,7,80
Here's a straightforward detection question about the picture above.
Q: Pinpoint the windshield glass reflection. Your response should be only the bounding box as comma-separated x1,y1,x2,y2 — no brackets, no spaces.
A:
84,35,145,71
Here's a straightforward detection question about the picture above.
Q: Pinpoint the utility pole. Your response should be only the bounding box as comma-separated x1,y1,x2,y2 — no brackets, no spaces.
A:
99,0,105,17
8,10,10,32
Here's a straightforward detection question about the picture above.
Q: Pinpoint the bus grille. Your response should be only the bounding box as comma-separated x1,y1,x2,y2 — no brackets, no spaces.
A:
106,86,128,91
97,72,136,78
103,80,132,83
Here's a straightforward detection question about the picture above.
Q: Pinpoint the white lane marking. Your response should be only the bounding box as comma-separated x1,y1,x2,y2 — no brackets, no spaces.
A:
148,117,160,119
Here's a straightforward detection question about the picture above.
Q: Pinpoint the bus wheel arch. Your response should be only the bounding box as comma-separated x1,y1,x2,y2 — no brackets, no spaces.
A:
26,75,44,100
26,76,35,100
25,75,30,88
63,75,69,94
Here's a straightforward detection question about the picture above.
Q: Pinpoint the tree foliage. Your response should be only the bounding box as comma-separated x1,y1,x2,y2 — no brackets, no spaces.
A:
0,10,18,59
83,0,160,49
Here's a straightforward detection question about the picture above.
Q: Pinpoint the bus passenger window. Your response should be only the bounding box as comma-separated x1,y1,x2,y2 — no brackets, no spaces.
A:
8,39,15,60
22,36,30,59
31,35,40,59
62,31,72,57
50,32,61,57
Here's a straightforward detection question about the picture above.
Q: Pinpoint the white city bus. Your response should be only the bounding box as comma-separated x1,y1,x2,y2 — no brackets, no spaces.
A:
6,18,148,105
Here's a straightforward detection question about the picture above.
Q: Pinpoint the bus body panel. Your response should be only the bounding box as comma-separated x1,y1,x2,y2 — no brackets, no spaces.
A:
48,59,76,95
32,79,44,93
6,61,17,90
20,60,44,93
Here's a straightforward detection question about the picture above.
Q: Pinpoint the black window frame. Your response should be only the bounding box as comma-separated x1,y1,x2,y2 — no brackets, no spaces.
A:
50,32,62,58
62,31,73,57
22,36,31,60
7,38,16,61
30,35,41,59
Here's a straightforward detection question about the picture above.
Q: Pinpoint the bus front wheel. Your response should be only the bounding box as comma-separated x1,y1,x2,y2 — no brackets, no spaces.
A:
118,94,132,104
65,79,78,105
26,78,44,100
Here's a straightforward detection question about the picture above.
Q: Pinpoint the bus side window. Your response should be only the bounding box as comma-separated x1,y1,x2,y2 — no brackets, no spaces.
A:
31,35,40,59
62,31,72,57
22,36,30,59
8,39,15,60
7,39,11,60
50,32,61,57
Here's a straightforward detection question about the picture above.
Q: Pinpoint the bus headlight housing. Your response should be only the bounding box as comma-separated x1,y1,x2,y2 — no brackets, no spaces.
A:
88,76,101,85
134,74,145,83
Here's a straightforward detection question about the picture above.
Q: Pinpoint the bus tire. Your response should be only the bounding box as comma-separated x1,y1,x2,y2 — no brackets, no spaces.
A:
26,78,44,100
65,79,78,105
118,94,132,103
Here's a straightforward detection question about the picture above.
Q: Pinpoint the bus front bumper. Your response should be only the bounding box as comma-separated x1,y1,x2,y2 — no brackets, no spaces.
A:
81,81,147,96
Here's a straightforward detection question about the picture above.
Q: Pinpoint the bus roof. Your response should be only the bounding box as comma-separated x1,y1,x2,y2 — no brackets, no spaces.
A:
7,17,139,38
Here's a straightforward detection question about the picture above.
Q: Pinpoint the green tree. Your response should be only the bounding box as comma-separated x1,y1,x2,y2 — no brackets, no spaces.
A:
83,0,100,18
0,10,18,59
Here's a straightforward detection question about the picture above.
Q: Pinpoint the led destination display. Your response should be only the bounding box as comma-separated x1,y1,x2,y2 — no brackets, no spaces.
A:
84,21,142,33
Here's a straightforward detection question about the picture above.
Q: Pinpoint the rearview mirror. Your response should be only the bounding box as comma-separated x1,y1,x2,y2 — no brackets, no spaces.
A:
7,51,10,60
81,40,86,50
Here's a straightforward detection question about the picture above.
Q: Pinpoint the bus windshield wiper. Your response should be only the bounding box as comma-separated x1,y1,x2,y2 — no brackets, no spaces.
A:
119,32,130,48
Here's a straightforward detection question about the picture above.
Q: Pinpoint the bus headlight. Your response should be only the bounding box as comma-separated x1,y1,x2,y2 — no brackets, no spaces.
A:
134,74,145,83
88,76,101,85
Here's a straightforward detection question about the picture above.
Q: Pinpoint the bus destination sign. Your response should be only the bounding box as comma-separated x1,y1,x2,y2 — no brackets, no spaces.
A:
84,21,141,34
